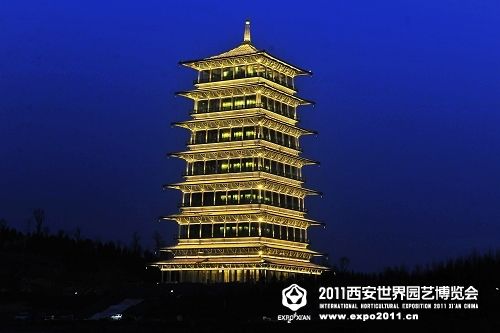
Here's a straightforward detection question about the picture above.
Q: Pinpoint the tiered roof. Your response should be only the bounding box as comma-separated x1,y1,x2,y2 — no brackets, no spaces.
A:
153,21,328,281
180,21,312,77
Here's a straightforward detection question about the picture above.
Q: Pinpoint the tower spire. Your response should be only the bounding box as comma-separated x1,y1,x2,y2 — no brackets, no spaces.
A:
243,20,251,43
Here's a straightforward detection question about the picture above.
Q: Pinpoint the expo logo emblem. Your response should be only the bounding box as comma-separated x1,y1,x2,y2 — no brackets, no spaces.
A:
278,284,311,323
282,284,307,311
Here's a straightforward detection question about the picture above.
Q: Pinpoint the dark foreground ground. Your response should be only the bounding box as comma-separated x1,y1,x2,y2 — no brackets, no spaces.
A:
0,226,498,332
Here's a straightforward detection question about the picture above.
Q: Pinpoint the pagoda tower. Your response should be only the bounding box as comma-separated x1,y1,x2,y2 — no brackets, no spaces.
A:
154,21,328,283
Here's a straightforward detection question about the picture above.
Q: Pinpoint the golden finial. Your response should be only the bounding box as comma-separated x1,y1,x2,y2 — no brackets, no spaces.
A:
243,20,251,43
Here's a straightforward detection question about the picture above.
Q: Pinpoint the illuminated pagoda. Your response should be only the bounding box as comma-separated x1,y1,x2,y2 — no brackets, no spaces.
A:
154,21,328,283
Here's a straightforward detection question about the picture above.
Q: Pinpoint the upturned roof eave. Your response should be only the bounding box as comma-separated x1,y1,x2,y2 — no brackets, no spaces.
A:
172,117,316,135
175,82,314,105
179,49,310,76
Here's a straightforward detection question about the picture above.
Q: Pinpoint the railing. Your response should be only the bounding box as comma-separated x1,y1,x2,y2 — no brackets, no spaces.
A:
181,170,306,182
178,201,307,213
193,72,295,90
190,103,263,114
176,235,310,243
190,103,298,120
187,137,302,152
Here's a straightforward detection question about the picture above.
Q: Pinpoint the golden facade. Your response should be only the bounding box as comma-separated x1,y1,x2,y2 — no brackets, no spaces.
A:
154,21,328,283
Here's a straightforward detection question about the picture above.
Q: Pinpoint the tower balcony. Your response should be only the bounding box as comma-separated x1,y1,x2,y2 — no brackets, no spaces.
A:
187,139,302,156
190,103,298,122
177,83,313,119
173,237,313,250
163,211,322,229
193,74,296,94
191,106,299,125
183,170,305,185
167,237,319,259
178,203,308,217
170,145,318,169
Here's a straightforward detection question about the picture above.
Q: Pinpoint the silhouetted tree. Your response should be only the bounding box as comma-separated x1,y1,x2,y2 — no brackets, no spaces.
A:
74,227,81,241
152,230,164,256
131,231,141,255
33,208,45,234
339,256,350,273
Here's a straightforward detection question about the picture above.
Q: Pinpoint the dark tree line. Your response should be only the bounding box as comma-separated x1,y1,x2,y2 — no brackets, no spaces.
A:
0,218,158,293
0,215,498,293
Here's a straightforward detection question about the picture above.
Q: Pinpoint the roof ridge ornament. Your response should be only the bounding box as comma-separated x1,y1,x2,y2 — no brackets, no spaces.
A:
243,20,251,44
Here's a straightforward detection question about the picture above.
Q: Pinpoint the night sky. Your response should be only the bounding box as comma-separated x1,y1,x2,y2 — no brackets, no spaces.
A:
1,0,499,272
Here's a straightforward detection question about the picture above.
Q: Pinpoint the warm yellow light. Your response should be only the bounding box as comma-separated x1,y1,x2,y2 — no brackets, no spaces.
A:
154,21,328,283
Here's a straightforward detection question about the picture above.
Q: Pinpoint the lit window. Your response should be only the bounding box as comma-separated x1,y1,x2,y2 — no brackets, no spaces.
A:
247,65,255,77
222,98,232,110
254,65,265,77
232,127,243,140
222,67,233,80
243,126,255,140
234,96,245,109
219,129,231,141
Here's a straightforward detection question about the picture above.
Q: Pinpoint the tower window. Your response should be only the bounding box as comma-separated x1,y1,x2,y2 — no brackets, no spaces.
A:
189,224,200,238
265,68,274,80
238,222,250,236
203,192,215,206
222,67,233,80
218,161,229,173
261,96,268,109
231,127,243,140
250,222,259,236
198,100,208,112
193,161,204,175
229,159,241,172
246,95,256,107
207,130,218,143
243,126,255,140
235,66,246,79
199,70,210,83
194,131,206,144
210,68,221,81
280,225,287,240
234,96,245,109
191,193,202,206
205,160,217,174
209,99,220,111
201,224,212,238
219,129,231,141
225,223,237,237
215,191,227,205
213,224,224,238
221,98,233,110
179,225,188,238
254,64,265,77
